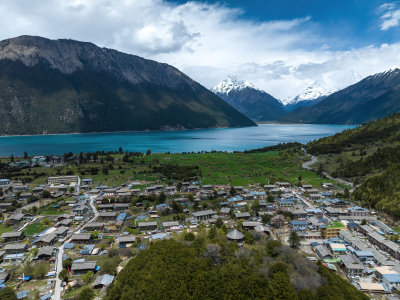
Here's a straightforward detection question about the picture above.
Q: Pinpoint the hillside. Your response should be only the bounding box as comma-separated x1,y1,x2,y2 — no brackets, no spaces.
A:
212,77,285,122
306,113,400,217
0,36,255,135
105,239,367,300
282,68,400,124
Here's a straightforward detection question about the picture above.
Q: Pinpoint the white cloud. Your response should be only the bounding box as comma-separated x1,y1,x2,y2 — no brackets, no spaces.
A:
0,0,399,99
380,2,400,30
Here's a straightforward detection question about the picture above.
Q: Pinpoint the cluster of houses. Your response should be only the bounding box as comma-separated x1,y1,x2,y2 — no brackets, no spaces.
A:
2,173,400,298
309,220,400,294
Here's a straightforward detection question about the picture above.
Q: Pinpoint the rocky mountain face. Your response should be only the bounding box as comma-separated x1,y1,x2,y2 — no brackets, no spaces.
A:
0,36,255,135
281,68,400,124
211,76,285,122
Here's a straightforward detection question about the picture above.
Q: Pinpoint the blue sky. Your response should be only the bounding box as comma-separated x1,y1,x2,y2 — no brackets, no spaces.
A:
173,0,398,48
1,0,400,99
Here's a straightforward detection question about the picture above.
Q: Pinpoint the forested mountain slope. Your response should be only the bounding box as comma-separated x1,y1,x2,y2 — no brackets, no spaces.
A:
307,113,400,217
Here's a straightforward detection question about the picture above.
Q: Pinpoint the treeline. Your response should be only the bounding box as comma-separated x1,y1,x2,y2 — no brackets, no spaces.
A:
152,164,201,181
353,166,400,217
332,146,400,178
106,239,367,300
307,113,400,155
244,142,303,153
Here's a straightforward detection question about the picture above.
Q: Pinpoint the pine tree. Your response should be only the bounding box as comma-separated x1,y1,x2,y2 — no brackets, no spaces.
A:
288,231,301,248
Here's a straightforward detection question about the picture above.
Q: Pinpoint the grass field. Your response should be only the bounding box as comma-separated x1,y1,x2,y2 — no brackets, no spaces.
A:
25,223,48,236
145,150,334,187
3,146,338,190
0,224,12,235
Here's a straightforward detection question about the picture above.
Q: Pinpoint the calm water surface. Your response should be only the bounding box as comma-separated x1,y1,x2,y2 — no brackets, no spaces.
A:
0,124,354,156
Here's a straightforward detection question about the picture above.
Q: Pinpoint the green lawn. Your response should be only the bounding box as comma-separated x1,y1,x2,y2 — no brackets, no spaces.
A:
0,223,13,235
25,223,48,236
6,146,337,192
145,151,335,187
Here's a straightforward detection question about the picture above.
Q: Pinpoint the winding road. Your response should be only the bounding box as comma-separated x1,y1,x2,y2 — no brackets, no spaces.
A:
301,150,354,188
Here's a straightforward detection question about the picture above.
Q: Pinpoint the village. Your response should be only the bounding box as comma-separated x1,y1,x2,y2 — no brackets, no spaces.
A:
0,154,400,299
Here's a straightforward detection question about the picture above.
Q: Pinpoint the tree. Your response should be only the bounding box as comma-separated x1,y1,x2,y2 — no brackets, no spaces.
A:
23,262,34,275
360,219,367,225
33,262,49,278
183,232,195,241
82,271,93,284
262,214,271,224
251,200,260,213
344,188,350,199
215,218,224,228
230,186,236,195
78,287,95,300
0,287,17,300
41,190,51,198
288,231,301,248
267,194,275,203
90,232,99,240
102,257,120,274
58,269,68,282
108,248,119,257
266,240,282,257
63,258,73,270
146,149,152,155
269,272,298,300
42,218,50,226
269,262,289,277
243,231,254,244
102,167,109,175
208,226,217,239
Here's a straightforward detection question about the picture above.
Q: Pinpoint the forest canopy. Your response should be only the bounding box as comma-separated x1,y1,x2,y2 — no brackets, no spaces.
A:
106,239,367,300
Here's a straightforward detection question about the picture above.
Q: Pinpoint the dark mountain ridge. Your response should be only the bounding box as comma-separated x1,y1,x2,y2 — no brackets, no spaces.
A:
282,68,400,124
212,77,285,121
0,35,255,135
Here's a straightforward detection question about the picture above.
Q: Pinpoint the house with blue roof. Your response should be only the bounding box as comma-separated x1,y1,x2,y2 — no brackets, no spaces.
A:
0,179,10,186
382,273,400,290
289,220,308,231
348,206,370,217
227,195,243,204
116,212,127,222
353,250,374,263
279,199,295,207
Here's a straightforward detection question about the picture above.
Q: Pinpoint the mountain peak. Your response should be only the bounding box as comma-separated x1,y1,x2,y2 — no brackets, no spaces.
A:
0,35,255,135
286,83,333,105
0,35,195,89
212,75,259,94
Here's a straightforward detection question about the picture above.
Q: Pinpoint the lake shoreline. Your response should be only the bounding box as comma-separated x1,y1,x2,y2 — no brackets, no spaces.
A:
0,124,355,156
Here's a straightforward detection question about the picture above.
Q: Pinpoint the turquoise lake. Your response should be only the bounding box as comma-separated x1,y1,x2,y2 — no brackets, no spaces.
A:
0,124,354,156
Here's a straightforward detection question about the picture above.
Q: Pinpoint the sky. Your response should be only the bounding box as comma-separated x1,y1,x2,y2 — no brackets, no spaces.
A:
1,0,400,100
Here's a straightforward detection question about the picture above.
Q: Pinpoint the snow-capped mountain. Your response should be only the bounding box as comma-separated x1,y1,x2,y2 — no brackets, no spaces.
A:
211,76,260,95
212,76,285,122
282,67,400,124
284,84,333,112
292,85,333,104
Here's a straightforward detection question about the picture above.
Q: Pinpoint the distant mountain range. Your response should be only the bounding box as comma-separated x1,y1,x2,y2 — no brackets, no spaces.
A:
213,69,400,125
283,85,332,112
282,68,400,124
0,36,255,135
211,76,285,121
